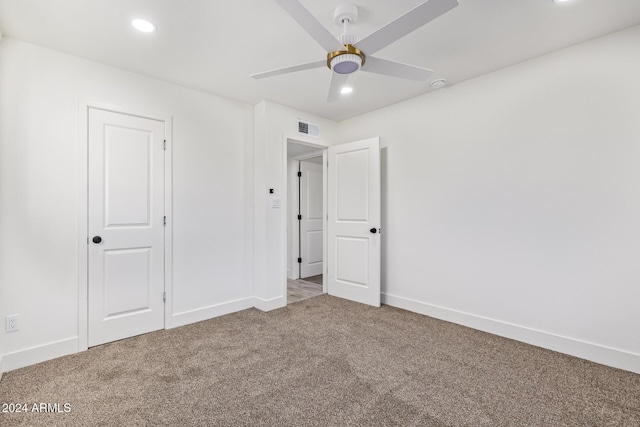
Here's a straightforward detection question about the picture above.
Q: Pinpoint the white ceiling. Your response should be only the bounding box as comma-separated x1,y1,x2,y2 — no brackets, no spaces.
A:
1,0,639,121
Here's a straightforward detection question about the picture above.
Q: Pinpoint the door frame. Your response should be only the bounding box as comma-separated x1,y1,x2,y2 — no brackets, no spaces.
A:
77,101,173,351
282,137,329,304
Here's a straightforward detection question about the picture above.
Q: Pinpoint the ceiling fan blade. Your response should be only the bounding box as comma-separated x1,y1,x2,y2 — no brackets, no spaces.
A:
361,56,433,81
251,60,326,79
274,0,345,53
327,73,349,103
355,0,459,56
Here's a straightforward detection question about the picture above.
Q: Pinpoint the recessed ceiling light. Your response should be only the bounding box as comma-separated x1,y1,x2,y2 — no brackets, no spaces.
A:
340,86,353,95
132,19,156,33
552,0,575,3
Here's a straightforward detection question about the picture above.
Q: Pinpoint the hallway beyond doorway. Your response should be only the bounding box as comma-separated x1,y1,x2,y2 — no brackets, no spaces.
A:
287,276,323,304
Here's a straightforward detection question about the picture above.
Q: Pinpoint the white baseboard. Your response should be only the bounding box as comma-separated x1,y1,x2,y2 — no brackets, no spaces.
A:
168,297,254,329
253,296,286,312
382,293,640,374
1,337,78,373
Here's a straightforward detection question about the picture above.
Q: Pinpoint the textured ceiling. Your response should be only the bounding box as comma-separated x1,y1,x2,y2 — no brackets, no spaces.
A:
1,0,639,121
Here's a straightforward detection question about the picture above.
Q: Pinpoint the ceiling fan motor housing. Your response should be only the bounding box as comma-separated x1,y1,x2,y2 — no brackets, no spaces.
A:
327,43,365,74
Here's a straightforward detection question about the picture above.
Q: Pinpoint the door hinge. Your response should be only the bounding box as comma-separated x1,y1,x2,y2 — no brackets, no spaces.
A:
297,257,302,264
163,139,166,150
163,292,166,303
298,214,302,220
163,216,167,226
297,171,302,177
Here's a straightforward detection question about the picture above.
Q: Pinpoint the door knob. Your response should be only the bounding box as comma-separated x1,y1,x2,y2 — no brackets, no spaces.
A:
370,228,378,234
92,236,102,244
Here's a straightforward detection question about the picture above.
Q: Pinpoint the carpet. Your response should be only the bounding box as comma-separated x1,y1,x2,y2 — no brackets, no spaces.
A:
0,295,638,426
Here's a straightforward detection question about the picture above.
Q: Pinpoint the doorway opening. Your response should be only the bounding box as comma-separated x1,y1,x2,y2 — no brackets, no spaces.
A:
286,140,327,305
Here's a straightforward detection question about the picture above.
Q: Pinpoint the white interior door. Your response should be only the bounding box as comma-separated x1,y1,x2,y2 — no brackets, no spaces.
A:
300,160,323,278
88,108,165,347
328,137,381,307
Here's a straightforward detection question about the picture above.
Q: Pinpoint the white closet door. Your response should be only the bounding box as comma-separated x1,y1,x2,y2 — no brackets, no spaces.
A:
88,108,165,347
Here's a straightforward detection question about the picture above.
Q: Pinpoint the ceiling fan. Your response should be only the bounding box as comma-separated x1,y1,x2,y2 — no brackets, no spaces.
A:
251,0,460,102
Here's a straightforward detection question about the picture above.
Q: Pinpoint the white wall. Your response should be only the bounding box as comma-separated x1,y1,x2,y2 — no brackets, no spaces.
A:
337,26,640,373
0,39,254,372
253,101,336,309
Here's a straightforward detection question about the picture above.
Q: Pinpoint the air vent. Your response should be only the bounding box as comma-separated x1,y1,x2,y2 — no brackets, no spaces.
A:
298,119,319,138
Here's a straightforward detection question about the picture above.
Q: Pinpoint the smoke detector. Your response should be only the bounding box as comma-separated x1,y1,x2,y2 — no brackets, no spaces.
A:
431,78,447,89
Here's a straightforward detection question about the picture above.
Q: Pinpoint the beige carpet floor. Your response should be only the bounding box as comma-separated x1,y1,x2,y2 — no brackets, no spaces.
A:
0,295,638,426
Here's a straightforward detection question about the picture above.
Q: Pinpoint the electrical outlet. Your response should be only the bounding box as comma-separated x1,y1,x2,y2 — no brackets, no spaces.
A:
6,315,19,332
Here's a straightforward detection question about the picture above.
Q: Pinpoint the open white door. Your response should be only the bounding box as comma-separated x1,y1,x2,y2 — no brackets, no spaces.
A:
300,160,324,278
328,137,381,307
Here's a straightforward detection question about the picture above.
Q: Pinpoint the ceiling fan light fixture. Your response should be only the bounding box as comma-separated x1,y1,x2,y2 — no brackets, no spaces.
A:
327,44,365,75
331,53,362,74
